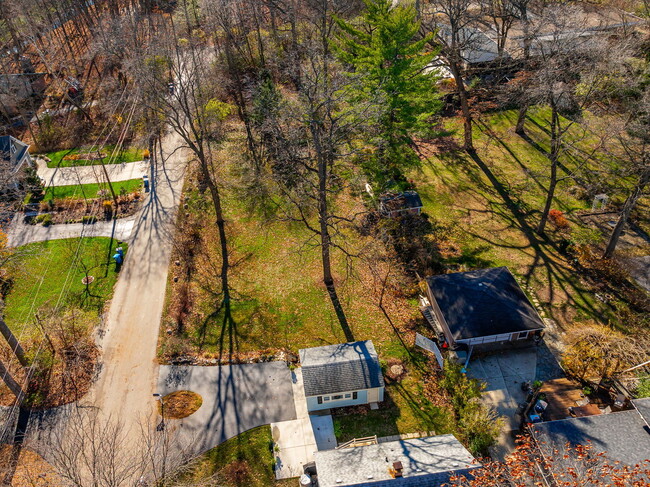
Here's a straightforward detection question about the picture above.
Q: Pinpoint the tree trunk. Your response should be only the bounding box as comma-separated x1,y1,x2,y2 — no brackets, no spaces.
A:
515,104,528,135
198,154,231,305
0,358,25,399
311,120,353,341
603,165,650,259
0,317,29,367
448,59,474,152
537,105,560,235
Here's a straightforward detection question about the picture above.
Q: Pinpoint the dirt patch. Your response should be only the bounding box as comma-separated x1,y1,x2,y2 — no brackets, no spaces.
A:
0,337,99,409
159,390,203,419
0,444,61,486
384,358,408,382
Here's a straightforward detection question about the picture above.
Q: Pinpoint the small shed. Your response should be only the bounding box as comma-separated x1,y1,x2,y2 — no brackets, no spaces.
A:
379,190,423,218
299,340,385,412
424,267,545,349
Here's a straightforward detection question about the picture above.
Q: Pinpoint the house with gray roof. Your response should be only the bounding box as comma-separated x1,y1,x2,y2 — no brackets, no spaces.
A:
299,340,384,412
313,434,478,487
0,135,31,175
423,267,545,349
532,398,650,470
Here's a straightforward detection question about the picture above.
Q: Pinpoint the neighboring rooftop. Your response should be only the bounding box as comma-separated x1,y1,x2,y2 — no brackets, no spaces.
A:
633,397,650,425
299,341,384,397
314,435,478,487
0,135,30,172
426,267,545,341
533,403,650,468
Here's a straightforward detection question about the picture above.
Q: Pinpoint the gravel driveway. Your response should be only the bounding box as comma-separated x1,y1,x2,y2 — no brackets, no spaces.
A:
156,362,297,456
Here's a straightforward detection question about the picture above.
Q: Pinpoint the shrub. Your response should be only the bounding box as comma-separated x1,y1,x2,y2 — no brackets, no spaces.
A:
35,214,53,226
81,215,97,224
39,199,54,212
549,209,569,229
143,149,150,159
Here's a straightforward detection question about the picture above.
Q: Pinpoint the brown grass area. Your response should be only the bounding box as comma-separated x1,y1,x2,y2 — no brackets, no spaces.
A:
159,390,203,419
0,445,60,487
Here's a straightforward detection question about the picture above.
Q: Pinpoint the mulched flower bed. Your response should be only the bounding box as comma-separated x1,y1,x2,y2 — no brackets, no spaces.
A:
26,193,143,225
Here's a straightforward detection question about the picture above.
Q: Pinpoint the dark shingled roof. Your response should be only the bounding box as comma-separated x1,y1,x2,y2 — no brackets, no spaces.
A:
0,135,30,172
533,406,650,468
426,267,545,341
299,341,384,397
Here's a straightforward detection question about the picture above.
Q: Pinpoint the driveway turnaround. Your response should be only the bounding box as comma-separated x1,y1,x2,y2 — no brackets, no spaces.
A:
156,362,297,456
271,368,336,480
6,214,136,247
36,158,149,187
467,348,537,431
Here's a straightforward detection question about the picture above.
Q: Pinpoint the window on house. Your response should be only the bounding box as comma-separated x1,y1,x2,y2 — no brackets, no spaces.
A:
332,395,343,401
344,394,351,399
518,331,529,340
352,391,358,400
317,396,323,404
323,396,330,402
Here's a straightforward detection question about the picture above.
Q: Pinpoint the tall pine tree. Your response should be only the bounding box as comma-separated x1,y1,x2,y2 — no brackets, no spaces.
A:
334,0,442,186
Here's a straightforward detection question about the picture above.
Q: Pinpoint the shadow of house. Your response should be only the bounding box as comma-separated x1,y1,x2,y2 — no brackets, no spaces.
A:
312,434,479,487
532,398,650,470
421,267,545,350
299,341,385,413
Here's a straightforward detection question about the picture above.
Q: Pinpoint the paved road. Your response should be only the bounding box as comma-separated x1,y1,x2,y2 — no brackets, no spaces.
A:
36,157,149,187
6,214,136,247
156,363,298,456
80,129,187,452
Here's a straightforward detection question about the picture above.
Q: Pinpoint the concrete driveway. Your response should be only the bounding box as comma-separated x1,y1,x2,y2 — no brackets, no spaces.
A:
156,362,297,456
467,348,537,431
271,369,336,479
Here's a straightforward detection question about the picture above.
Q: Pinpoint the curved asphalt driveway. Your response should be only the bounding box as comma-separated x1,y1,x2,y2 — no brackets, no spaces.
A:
156,363,297,456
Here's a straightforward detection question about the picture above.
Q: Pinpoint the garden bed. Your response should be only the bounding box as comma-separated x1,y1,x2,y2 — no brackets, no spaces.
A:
44,145,144,168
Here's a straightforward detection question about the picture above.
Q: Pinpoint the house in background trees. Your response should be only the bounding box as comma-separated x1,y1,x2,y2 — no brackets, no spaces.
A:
299,341,385,412
0,135,32,188
421,267,545,350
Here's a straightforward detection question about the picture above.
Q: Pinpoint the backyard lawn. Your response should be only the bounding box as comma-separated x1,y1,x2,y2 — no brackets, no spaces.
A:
45,145,144,168
44,179,143,200
3,237,126,337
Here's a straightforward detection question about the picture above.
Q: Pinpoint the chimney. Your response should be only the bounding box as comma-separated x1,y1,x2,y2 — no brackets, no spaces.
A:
389,461,403,478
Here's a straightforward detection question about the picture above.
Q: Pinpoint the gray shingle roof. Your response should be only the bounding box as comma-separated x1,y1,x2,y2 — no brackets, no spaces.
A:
633,397,650,425
426,267,545,341
299,341,384,397
314,435,478,487
533,408,650,467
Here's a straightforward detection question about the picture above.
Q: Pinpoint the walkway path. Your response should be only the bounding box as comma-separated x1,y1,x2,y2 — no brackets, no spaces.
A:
6,214,136,247
80,129,187,452
35,157,149,187
271,368,336,479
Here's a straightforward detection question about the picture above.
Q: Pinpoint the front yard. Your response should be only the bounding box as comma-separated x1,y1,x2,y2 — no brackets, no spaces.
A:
45,145,144,168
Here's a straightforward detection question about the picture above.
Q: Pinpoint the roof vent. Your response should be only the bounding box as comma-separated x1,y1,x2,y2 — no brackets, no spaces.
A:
366,475,374,480
335,479,343,484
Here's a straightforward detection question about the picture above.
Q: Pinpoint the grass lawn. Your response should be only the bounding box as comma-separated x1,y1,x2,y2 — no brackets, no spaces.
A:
178,426,284,487
412,107,629,327
3,237,126,337
45,145,144,168
44,179,142,200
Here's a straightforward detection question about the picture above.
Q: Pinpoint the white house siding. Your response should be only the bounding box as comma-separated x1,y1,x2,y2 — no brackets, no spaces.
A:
306,387,384,412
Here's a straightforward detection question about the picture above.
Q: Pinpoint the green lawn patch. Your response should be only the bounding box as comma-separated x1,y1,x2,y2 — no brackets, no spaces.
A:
3,238,127,337
179,426,276,487
45,145,144,168
44,179,142,201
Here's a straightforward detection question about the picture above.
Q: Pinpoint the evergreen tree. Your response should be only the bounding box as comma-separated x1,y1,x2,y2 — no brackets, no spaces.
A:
334,0,442,186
